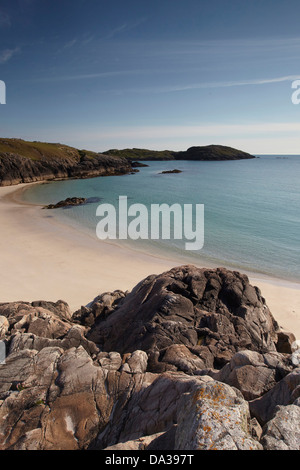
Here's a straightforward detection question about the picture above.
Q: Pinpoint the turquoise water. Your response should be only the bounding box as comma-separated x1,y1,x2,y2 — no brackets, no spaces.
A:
22,155,300,282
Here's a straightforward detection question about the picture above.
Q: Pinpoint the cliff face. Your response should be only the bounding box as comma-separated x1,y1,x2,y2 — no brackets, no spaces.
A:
0,139,132,186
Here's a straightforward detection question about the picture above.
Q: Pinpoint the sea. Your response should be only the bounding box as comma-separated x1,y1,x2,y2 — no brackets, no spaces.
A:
21,155,300,284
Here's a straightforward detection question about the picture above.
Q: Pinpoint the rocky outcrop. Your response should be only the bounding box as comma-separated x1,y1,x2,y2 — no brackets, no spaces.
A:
0,300,98,357
201,349,293,401
72,290,127,327
104,145,255,161
175,145,255,161
43,197,87,209
160,169,182,174
0,148,132,186
0,265,299,450
0,347,260,450
86,266,279,372
249,368,300,425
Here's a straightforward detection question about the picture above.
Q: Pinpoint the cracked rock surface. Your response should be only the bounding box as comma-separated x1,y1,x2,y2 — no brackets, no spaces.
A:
0,265,299,450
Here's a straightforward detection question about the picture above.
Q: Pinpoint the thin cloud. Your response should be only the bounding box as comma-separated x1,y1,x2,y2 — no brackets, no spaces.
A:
105,23,128,40
0,47,20,64
24,69,151,83
173,75,300,92
147,36,300,56
104,17,147,40
62,39,77,50
55,35,95,55
126,75,300,94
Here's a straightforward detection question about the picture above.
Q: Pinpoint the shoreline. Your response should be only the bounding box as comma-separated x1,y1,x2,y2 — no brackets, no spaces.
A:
0,182,300,339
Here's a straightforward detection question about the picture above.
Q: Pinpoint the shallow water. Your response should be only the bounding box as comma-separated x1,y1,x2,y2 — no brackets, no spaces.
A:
22,155,300,282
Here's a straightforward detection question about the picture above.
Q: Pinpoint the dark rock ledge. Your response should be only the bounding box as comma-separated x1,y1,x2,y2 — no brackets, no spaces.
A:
0,265,299,450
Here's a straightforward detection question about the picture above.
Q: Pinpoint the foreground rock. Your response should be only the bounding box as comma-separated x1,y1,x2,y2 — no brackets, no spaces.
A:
87,266,279,372
0,347,260,450
260,404,300,450
175,381,262,450
0,300,98,357
0,265,299,450
202,349,293,401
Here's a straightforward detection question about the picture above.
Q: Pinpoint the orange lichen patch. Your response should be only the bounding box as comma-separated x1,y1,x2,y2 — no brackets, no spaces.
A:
201,425,212,433
192,383,231,407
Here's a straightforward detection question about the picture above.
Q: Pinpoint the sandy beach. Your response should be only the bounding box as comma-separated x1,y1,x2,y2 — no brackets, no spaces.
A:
0,182,299,340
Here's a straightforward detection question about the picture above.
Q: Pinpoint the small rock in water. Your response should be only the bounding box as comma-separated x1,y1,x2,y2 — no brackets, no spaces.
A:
160,169,182,174
43,197,87,209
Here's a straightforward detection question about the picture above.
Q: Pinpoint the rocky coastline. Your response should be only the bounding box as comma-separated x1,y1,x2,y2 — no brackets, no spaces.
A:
0,152,132,187
0,138,255,186
0,139,255,187
0,138,133,187
0,265,299,450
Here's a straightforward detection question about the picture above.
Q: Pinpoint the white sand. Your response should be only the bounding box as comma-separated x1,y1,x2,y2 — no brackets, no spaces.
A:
0,182,299,339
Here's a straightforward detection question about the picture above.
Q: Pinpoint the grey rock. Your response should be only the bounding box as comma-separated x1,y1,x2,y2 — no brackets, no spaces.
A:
249,368,300,425
9,325,99,356
261,405,300,450
103,432,165,450
0,301,72,339
292,349,300,367
202,350,292,400
0,316,9,339
174,380,262,450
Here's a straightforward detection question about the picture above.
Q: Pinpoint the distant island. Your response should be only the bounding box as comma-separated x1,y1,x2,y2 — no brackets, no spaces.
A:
103,144,255,161
0,138,255,186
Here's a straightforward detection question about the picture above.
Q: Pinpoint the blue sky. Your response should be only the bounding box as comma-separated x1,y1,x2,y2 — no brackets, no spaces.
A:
1,0,300,153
